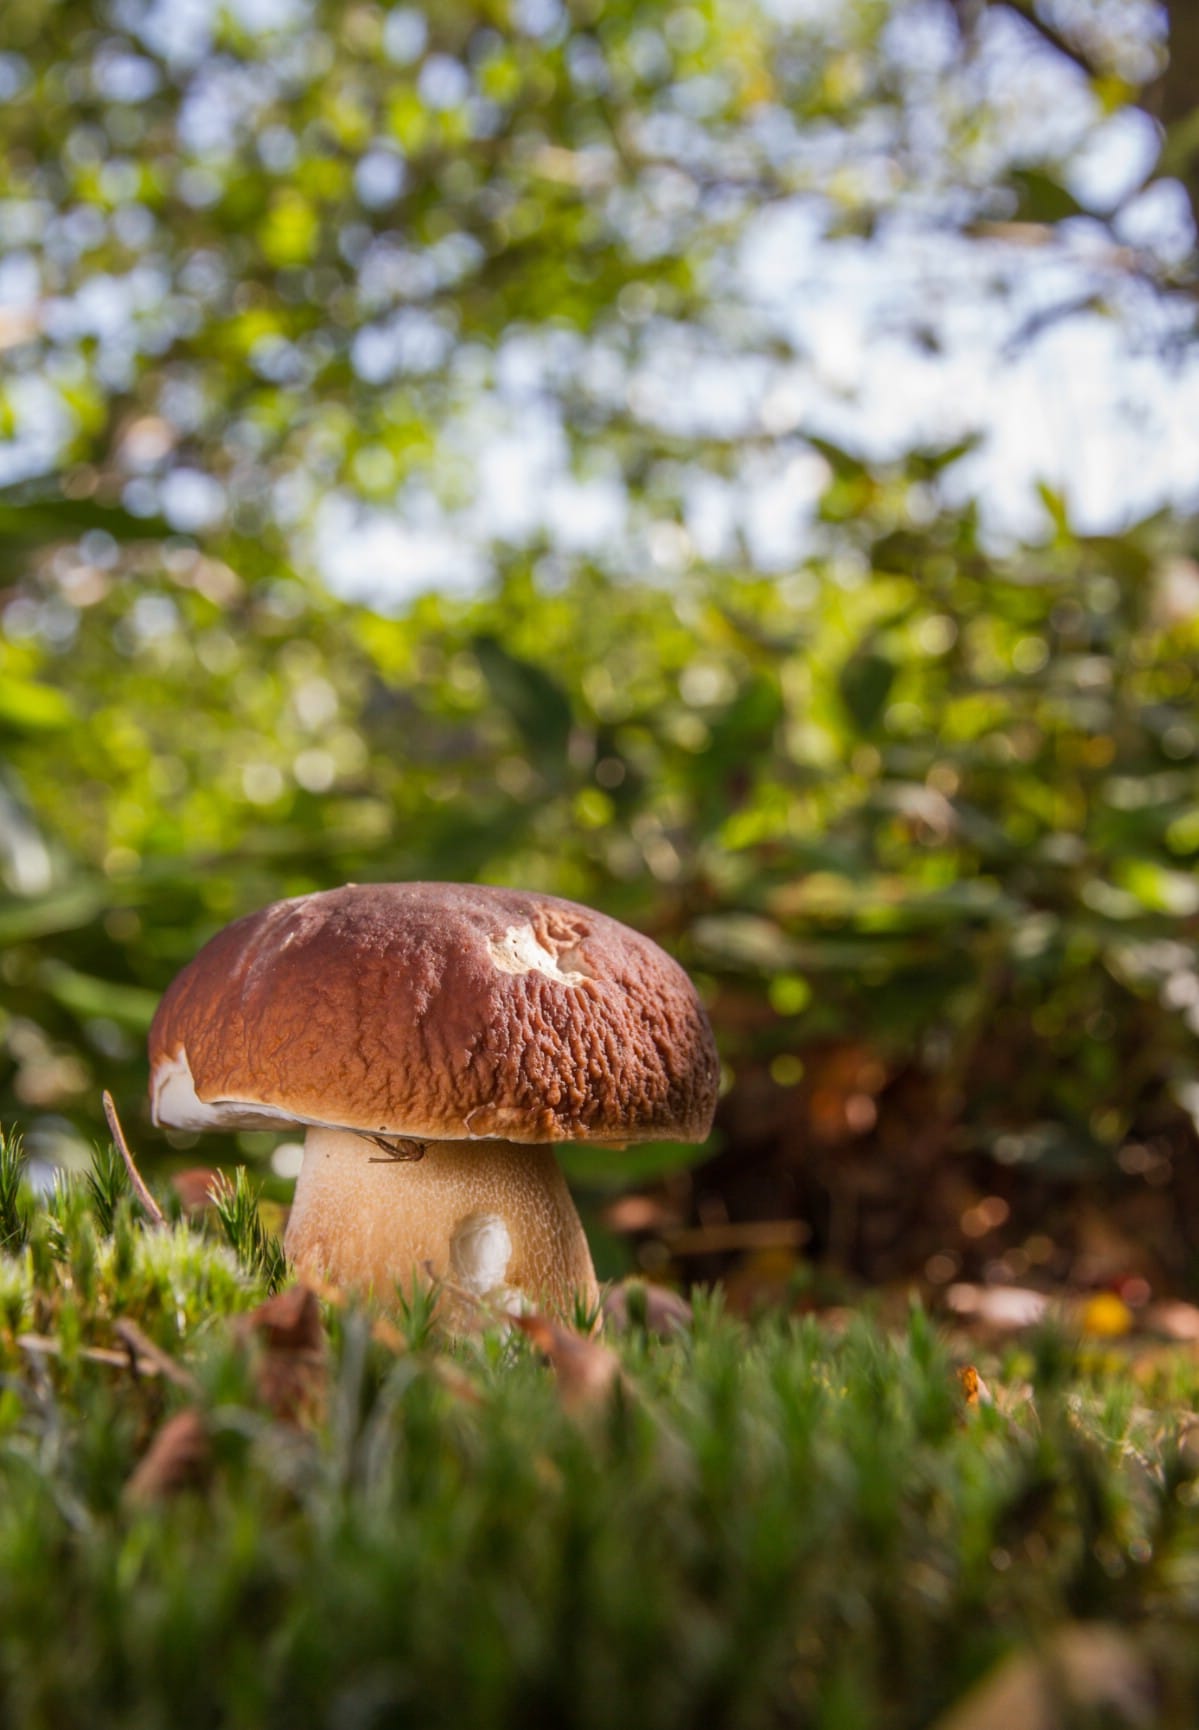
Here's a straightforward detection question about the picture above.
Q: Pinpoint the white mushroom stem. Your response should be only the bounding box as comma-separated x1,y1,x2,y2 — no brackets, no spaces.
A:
284,1128,599,1317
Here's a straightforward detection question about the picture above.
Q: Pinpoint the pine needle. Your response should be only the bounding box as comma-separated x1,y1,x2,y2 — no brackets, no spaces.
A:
0,1125,30,1254
210,1168,287,1293
84,1137,129,1236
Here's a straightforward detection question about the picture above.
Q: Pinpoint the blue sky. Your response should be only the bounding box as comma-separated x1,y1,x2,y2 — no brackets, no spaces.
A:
2,0,1195,608
314,4,1198,607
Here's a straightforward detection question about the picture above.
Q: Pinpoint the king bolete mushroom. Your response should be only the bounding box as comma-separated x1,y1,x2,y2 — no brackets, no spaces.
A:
148,883,719,1315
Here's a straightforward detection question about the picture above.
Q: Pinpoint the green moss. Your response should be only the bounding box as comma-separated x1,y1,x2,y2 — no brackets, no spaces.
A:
0,1178,1198,1727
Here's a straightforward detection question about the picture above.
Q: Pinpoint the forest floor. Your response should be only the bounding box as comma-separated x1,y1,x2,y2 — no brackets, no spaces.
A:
0,1130,1197,1729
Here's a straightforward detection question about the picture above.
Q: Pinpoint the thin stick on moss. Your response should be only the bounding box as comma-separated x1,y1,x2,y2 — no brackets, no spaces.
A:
112,1318,198,1391
101,1091,166,1230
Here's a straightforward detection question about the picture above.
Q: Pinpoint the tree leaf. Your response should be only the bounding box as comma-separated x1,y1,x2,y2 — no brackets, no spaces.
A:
838,645,895,733
0,677,73,734
1008,168,1087,224
471,634,574,781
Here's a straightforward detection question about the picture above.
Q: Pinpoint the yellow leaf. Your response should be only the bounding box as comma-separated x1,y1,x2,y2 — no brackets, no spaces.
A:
957,1364,993,1409
1080,1293,1133,1338
259,191,319,268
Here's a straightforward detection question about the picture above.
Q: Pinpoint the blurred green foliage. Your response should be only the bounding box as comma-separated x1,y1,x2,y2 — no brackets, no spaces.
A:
0,0,1196,1273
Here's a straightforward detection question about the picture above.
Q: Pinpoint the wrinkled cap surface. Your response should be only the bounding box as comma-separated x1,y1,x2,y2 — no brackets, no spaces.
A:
149,883,719,1146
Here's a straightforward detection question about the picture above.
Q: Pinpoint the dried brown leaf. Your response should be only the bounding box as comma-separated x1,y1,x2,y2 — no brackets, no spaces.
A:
235,1284,326,1424
946,1284,1050,1331
602,1194,683,1234
513,1311,623,1414
932,1625,1153,1730
237,1284,325,1354
170,1167,222,1216
125,1408,211,1504
602,1280,692,1338
957,1364,994,1410
1144,1299,1199,1342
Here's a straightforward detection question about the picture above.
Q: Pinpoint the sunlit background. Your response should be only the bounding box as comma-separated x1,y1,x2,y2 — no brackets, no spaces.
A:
2,0,1198,1300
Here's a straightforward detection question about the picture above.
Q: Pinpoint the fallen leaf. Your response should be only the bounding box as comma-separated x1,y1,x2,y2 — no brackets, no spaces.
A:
171,1167,222,1216
513,1312,623,1414
931,1625,1153,1730
957,1364,994,1409
237,1284,324,1353
1079,1292,1133,1338
125,1408,211,1504
946,1284,1050,1330
235,1284,325,1424
603,1280,692,1338
602,1195,682,1234
1143,1300,1199,1342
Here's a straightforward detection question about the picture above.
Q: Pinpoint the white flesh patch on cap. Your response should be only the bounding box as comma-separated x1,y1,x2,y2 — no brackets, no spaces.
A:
486,922,589,985
449,1210,513,1296
150,1047,301,1132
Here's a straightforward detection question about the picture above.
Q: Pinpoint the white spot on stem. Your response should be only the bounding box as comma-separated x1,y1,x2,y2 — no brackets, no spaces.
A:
449,1211,513,1296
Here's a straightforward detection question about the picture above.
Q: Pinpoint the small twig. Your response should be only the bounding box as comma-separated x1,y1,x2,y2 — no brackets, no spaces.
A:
112,1318,198,1391
19,1334,125,1367
1004,0,1104,81
658,1219,812,1257
19,1324,196,1389
949,0,1101,81
101,1091,166,1229
18,1333,171,1377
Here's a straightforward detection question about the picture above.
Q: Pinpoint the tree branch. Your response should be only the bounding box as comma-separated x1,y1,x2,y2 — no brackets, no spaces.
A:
1002,1,1103,82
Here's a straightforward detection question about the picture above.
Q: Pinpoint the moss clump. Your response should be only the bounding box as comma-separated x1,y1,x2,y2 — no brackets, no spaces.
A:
0,1138,1198,1727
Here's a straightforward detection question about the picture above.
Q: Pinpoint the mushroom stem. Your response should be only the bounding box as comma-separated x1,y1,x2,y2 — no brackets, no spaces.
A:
284,1128,599,1317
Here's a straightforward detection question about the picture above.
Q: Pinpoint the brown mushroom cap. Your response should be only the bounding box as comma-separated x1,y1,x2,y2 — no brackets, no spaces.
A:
149,883,719,1147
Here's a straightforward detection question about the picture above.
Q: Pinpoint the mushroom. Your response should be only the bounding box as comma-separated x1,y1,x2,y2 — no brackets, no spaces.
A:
148,883,719,1316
